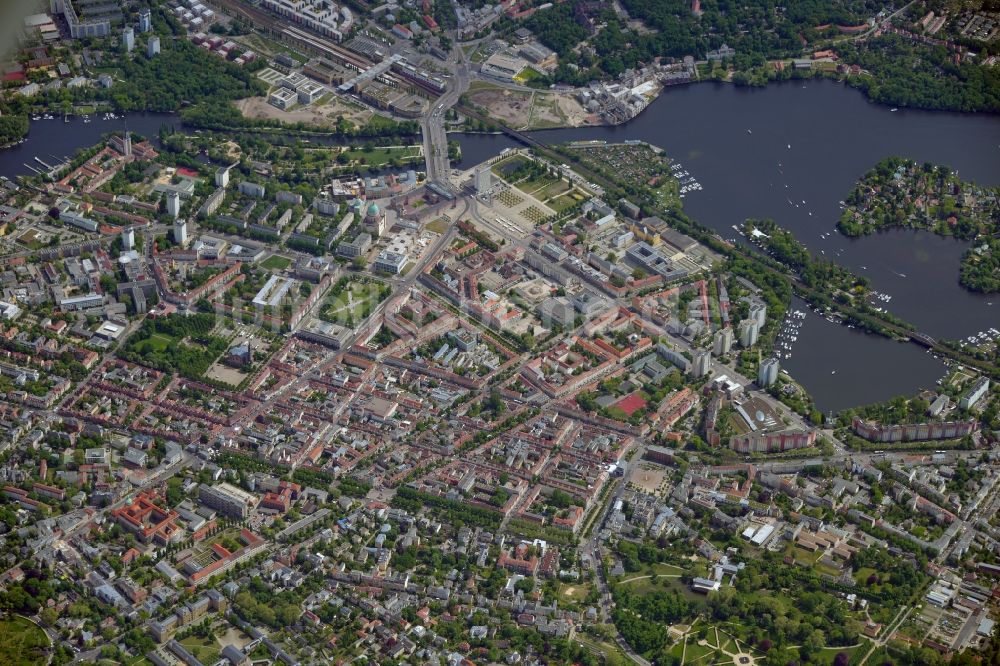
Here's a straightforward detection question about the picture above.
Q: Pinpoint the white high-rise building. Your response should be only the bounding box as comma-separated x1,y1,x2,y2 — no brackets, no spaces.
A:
692,350,712,378
123,26,135,52
758,357,780,387
474,166,491,194
166,191,180,218
738,318,759,348
173,219,188,247
750,301,767,329
215,167,230,188
121,227,134,251
713,327,733,356
147,36,160,58
138,8,152,33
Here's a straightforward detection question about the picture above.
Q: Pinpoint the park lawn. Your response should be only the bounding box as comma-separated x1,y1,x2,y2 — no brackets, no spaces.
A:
340,145,422,168
0,616,49,666
322,282,382,322
178,634,221,664
134,333,173,353
548,191,582,213
515,173,559,197
808,645,861,665
541,179,571,199
618,574,678,596
679,637,716,663
261,254,293,270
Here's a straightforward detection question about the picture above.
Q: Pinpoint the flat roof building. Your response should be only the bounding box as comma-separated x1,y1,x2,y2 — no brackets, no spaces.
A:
199,483,258,519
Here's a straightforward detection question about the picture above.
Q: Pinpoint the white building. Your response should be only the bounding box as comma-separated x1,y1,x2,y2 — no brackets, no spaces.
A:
474,166,491,193
121,227,135,251
960,378,990,410
239,181,266,198
123,26,134,52
692,350,712,378
738,318,759,348
138,8,151,32
713,327,733,356
166,191,181,219
215,166,230,188
147,35,161,58
758,357,780,388
374,250,407,275
174,219,188,247
268,87,298,110
750,301,767,329
0,301,23,321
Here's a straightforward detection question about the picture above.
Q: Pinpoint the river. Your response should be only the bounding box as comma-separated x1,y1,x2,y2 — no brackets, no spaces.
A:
4,81,998,411
0,112,180,181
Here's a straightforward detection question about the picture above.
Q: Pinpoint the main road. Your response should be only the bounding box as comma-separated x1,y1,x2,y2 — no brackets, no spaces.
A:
421,45,471,189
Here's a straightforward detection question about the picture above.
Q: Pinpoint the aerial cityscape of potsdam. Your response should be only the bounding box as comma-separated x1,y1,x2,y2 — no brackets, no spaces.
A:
0,1,997,665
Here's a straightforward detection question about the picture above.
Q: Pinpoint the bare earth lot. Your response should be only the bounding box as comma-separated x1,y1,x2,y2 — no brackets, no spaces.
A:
466,84,597,130
237,95,374,127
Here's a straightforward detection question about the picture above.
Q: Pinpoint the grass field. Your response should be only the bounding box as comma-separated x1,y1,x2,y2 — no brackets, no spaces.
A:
337,145,422,169
558,582,592,603
426,218,450,234
133,333,172,353
261,254,292,270
178,634,221,664
515,173,561,197
548,190,586,213
514,67,542,84
0,616,50,666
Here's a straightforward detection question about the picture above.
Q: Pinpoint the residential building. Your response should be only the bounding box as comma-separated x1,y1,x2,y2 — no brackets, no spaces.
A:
738,318,759,347
692,350,712,378
758,357,779,387
959,377,990,410
173,219,188,247
166,191,180,219
713,327,733,356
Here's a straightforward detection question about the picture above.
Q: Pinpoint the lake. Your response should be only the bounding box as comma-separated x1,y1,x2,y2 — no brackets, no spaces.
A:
516,79,998,412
